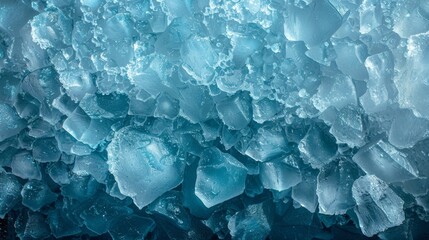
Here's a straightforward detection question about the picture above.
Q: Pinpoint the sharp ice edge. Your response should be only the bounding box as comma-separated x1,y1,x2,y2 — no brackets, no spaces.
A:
0,0,427,239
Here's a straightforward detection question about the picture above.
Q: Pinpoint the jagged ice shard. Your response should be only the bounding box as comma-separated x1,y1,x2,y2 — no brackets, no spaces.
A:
0,0,429,239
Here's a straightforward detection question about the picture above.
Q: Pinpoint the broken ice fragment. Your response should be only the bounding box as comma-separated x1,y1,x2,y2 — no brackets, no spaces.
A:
252,98,283,124
0,103,26,142
353,138,419,183
0,172,22,218
107,127,185,209
195,148,247,208
359,0,383,34
333,39,369,81
259,156,301,191
299,123,338,169
72,153,108,183
154,93,180,119
245,123,290,162
32,137,61,163
11,151,42,180
360,50,395,113
292,168,319,213
317,159,360,215
389,109,429,149
329,105,365,148
21,180,57,211
284,0,342,46
30,9,72,49
352,175,405,237
181,35,218,84
228,202,271,240
216,92,252,130
311,73,357,113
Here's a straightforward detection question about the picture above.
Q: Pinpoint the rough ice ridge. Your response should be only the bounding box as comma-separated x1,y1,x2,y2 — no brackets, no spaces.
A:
0,0,428,239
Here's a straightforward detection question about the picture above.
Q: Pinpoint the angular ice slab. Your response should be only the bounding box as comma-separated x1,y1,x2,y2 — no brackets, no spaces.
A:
317,159,360,215
0,172,22,218
195,148,247,208
216,92,252,130
0,103,26,142
107,127,185,209
353,138,419,183
21,180,57,211
259,156,301,191
352,175,405,236
284,0,342,46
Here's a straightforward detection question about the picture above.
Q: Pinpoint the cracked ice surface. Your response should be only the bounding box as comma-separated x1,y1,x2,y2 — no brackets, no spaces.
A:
0,0,428,239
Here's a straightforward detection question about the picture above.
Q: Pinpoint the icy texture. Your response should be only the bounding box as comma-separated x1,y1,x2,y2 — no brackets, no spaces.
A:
0,0,428,239
352,175,405,237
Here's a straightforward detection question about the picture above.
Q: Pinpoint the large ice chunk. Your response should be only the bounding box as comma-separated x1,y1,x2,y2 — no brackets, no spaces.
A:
353,138,419,183
317,159,360,215
228,203,271,240
259,156,301,191
107,127,185,209
299,123,338,169
216,92,252,130
284,0,342,46
181,35,218,84
311,73,357,113
389,109,429,149
21,180,57,211
0,172,22,218
195,148,247,208
245,123,291,162
11,151,42,180
108,215,155,240
352,175,405,237
359,0,383,34
329,105,366,148
0,103,26,142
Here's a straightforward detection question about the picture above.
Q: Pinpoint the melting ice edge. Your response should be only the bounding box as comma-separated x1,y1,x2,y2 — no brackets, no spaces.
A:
1,0,429,239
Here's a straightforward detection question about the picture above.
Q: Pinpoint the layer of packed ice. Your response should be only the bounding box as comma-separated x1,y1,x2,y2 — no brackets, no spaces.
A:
0,0,429,239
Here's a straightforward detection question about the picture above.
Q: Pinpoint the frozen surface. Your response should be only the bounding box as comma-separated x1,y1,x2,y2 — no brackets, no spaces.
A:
0,0,428,239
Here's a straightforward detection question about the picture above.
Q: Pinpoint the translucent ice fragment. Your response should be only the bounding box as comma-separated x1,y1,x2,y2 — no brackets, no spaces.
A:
58,70,96,102
181,35,218,84
0,172,22,218
252,98,282,124
147,191,191,230
107,127,185,209
329,105,365,148
284,0,342,45
0,72,20,105
32,137,61,163
353,138,418,183
259,157,301,191
22,67,61,103
21,212,51,239
154,93,180,119
394,5,429,38
80,193,132,235
396,32,429,119
216,92,252,130
292,168,319,213
0,103,26,142
11,151,42,180
0,0,36,36
389,109,429,149
359,0,383,34
245,124,291,162
47,161,70,185
228,203,271,240
21,180,57,211
73,153,108,183
61,175,99,201
195,148,247,208
108,215,155,240
48,208,82,238
311,73,357,113
333,39,368,80
317,159,360,215
352,175,405,237
178,85,214,123
360,51,395,113
299,123,338,169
